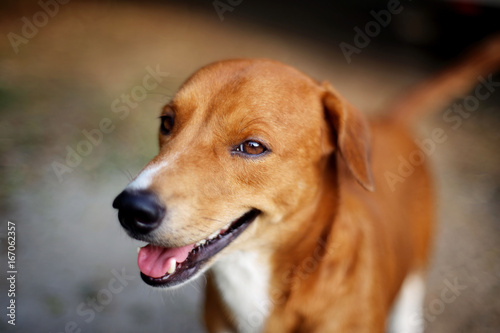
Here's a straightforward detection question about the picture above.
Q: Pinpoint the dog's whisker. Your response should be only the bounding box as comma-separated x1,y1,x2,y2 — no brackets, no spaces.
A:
117,167,134,181
201,216,224,223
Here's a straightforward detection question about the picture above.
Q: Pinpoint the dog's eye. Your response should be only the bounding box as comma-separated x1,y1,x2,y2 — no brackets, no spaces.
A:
160,115,174,135
235,141,267,156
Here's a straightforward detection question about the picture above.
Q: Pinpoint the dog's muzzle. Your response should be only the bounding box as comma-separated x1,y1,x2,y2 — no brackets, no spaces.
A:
112,189,165,235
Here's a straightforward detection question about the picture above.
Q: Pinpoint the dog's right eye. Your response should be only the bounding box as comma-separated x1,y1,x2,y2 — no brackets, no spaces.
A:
233,140,269,157
160,115,174,135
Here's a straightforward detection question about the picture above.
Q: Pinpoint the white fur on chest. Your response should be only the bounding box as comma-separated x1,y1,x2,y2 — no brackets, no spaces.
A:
211,250,271,333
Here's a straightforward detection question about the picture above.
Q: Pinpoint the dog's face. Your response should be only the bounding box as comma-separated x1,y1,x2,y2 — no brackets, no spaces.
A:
113,59,373,288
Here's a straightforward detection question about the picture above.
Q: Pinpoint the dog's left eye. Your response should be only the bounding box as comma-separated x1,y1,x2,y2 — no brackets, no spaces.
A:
234,140,267,156
160,115,174,135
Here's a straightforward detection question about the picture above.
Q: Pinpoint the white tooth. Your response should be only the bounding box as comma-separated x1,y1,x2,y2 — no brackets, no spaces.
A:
167,259,176,274
208,231,219,240
137,247,141,253
221,223,231,233
195,239,206,247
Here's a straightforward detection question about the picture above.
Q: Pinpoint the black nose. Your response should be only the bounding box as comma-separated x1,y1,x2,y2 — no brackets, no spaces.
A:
112,189,165,235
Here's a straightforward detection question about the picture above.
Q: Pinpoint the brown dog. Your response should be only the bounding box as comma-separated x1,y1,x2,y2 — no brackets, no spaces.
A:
113,36,500,332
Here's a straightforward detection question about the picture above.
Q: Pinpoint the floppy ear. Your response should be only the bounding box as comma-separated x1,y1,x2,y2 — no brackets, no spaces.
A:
322,81,375,192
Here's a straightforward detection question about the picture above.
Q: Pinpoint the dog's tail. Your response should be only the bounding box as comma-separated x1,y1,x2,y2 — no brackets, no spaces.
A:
387,33,500,125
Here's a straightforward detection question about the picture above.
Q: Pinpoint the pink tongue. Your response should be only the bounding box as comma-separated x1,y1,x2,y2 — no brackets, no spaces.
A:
138,244,194,278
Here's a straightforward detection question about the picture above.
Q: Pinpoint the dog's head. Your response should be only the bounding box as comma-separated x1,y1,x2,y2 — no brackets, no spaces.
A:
112,59,373,288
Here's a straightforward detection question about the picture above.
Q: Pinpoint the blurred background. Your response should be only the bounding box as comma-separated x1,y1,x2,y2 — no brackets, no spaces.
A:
0,0,499,332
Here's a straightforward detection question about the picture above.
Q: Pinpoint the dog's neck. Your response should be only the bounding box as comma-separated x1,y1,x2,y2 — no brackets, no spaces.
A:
212,156,348,332
211,250,272,333
273,155,340,260
265,155,367,331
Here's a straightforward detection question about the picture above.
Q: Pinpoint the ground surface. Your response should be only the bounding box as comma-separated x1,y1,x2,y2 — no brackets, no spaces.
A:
0,2,499,332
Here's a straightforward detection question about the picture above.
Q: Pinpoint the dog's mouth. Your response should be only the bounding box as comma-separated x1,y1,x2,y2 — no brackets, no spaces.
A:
138,209,260,288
